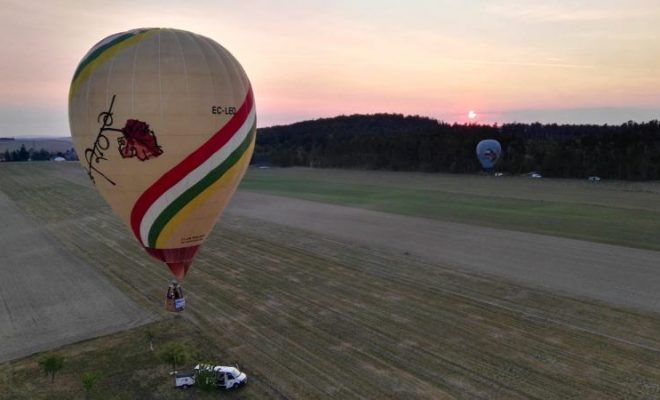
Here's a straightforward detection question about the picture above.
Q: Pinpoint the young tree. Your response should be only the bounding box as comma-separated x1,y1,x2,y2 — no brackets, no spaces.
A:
158,342,189,373
81,372,100,399
39,354,64,383
195,367,219,392
145,329,155,351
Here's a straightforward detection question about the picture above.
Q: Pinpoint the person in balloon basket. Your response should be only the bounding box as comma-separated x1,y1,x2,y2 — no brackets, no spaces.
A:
166,283,176,312
174,282,186,312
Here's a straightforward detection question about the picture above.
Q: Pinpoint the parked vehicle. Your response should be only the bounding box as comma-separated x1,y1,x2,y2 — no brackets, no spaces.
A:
174,372,195,389
194,364,247,389
174,363,247,390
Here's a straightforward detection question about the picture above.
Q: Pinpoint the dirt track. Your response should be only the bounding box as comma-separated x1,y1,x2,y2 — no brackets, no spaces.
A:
0,191,154,363
228,191,660,314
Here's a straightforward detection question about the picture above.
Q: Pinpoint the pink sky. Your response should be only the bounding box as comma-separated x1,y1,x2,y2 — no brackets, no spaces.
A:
1,0,659,136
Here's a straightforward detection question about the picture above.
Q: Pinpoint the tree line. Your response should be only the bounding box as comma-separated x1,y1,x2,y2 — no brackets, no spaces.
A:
1,145,79,162
254,114,660,180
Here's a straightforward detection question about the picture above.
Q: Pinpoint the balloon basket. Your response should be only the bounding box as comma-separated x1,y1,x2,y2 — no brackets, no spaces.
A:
165,282,185,312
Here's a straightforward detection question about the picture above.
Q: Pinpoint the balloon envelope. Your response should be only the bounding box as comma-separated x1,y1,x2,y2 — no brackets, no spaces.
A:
69,28,256,280
476,139,502,170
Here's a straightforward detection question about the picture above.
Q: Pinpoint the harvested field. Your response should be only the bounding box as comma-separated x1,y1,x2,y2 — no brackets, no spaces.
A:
228,191,660,314
0,186,154,363
241,167,660,251
1,163,660,399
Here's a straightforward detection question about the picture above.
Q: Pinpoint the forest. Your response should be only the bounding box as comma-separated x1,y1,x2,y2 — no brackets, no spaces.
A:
1,145,78,162
254,114,660,180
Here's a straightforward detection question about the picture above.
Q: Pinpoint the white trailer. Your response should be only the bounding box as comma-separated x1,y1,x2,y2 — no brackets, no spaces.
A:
174,372,195,389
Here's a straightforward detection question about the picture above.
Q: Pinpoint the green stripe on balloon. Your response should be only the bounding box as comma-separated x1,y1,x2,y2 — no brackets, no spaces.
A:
147,124,256,247
72,31,141,82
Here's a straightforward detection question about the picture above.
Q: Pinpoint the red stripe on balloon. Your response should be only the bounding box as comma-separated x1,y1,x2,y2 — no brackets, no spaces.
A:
130,88,254,245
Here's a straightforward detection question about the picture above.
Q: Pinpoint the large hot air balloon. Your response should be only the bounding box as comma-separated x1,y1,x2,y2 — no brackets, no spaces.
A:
476,139,502,171
69,28,256,311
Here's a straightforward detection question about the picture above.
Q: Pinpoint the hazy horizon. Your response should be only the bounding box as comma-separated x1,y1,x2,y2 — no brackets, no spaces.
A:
4,107,660,139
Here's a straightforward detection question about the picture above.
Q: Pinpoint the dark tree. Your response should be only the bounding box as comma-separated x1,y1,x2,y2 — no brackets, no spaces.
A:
39,354,64,383
17,144,29,161
31,149,51,161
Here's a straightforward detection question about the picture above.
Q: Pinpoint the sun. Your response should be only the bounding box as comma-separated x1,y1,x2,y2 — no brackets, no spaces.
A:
467,110,477,120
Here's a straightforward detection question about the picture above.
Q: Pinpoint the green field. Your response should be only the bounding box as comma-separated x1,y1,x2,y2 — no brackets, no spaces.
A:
1,163,660,399
241,167,660,251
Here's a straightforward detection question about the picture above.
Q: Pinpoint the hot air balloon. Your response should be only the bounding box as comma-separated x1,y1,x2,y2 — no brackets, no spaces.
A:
476,139,501,172
69,28,256,311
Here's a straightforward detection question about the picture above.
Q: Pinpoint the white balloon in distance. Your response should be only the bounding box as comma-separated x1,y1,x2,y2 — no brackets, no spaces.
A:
69,28,256,280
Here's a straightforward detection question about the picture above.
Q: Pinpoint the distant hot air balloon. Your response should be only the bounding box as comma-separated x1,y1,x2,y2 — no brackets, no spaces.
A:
69,28,256,311
476,139,502,171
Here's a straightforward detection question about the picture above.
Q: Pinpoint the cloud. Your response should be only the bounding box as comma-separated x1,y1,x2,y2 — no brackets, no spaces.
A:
445,58,595,69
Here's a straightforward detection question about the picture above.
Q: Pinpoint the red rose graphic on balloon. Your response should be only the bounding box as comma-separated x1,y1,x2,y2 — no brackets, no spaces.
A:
118,119,163,161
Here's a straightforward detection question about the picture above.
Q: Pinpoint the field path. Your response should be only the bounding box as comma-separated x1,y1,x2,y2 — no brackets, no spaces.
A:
229,191,660,314
0,191,154,363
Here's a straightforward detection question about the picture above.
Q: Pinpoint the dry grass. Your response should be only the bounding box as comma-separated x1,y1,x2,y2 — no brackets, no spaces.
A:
241,167,660,251
1,163,660,399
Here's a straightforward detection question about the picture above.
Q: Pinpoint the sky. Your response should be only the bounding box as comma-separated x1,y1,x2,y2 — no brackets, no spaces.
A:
1,0,659,137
